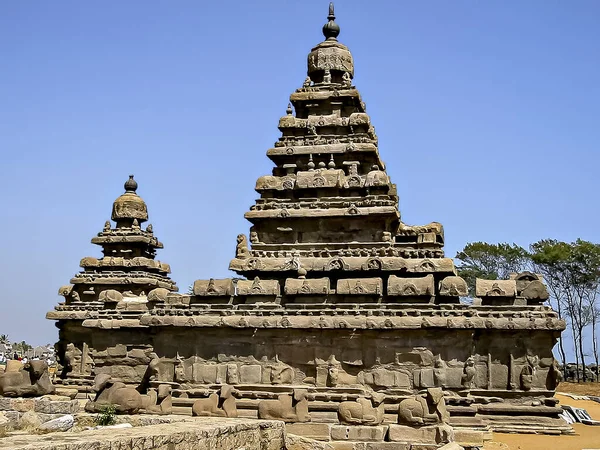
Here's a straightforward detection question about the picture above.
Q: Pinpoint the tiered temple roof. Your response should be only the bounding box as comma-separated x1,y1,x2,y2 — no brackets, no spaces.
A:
57,176,177,307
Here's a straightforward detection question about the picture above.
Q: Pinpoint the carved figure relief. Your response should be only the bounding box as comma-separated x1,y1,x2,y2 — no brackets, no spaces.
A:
85,374,143,414
0,360,55,397
145,384,172,415
398,388,448,425
462,357,476,389
338,393,385,425
192,385,237,418
258,389,310,423
236,234,250,259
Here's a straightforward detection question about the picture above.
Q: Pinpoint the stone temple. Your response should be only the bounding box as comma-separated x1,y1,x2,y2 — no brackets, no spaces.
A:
47,4,568,446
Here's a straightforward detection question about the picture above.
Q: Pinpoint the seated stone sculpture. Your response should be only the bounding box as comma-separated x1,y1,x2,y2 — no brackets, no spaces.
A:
191,385,237,418
145,384,172,414
338,392,385,425
258,388,310,423
0,360,55,397
85,373,143,414
398,388,449,425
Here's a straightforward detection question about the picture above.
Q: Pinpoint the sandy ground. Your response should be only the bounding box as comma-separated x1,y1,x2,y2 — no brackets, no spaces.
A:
483,393,600,450
557,382,600,397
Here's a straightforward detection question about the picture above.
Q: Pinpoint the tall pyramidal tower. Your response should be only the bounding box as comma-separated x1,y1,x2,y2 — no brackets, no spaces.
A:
49,4,568,442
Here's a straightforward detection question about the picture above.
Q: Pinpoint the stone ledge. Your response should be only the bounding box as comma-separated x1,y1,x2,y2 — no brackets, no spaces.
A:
0,417,285,450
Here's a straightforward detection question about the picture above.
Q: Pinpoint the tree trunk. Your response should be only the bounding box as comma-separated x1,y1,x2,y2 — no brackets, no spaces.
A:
571,320,580,382
579,325,587,382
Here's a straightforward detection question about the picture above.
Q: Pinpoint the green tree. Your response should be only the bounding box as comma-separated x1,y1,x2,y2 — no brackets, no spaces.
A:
0,335,9,345
455,242,530,296
530,239,600,382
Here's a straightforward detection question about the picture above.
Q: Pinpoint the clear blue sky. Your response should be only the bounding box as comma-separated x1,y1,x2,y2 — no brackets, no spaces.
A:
1,1,599,351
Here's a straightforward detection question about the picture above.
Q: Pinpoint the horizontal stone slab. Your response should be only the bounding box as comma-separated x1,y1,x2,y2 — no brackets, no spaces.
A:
285,278,330,295
388,275,434,296
476,280,517,298
229,257,456,274
337,278,382,295
330,424,388,441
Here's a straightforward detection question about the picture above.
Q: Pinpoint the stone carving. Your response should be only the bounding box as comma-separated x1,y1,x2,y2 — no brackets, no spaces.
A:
237,277,280,296
520,365,534,391
512,272,550,302
303,76,311,88
284,277,329,295
388,274,434,296
439,276,469,297
342,71,352,87
148,287,170,303
337,278,382,295
47,5,565,438
270,359,294,384
0,360,55,397
236,234,250,259
258,389,310,423
398,388,448,425
192,385,237,418
338,393,385,425
85,374,143,414
99,289,123,303
476,279,517,297
193,278,234,296
146,384,172,414
461,357,476,388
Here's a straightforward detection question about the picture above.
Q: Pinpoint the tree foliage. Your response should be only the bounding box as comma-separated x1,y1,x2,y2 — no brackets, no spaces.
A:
455,242,529,296
456,239,600,382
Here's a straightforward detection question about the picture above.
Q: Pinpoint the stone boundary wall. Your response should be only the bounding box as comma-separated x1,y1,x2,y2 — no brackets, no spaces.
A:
0,396,79,427
0,418,285,450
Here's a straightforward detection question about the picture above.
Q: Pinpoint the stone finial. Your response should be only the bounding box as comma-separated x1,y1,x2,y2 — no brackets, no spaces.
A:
124,175,138,193
286,103,293,115
323,2,340,40
308,154,315,171
328,154,336,169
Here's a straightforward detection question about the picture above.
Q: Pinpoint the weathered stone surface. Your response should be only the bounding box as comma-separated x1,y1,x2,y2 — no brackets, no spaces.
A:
0,418,286,450
388,424,453,444
193,278,234,296
286,422,332,440
388,275,434,296
286,433,335,450
237,278,280,296
439,276,469,297
0,361,54,398
285,278,330,295
46,4,566,438
39,414,74,432
475,279,517,297
337,278,382,295
330,425,388,441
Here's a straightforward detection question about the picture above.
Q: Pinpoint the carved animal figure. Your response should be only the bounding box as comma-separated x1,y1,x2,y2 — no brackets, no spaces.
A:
235,234,250,258
327,366,358,386
338,393,385,425
0,360,55,397
146,384,172,415
191,385,237,418
398,388,448,425
258,389,310,423
85,374,143,414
